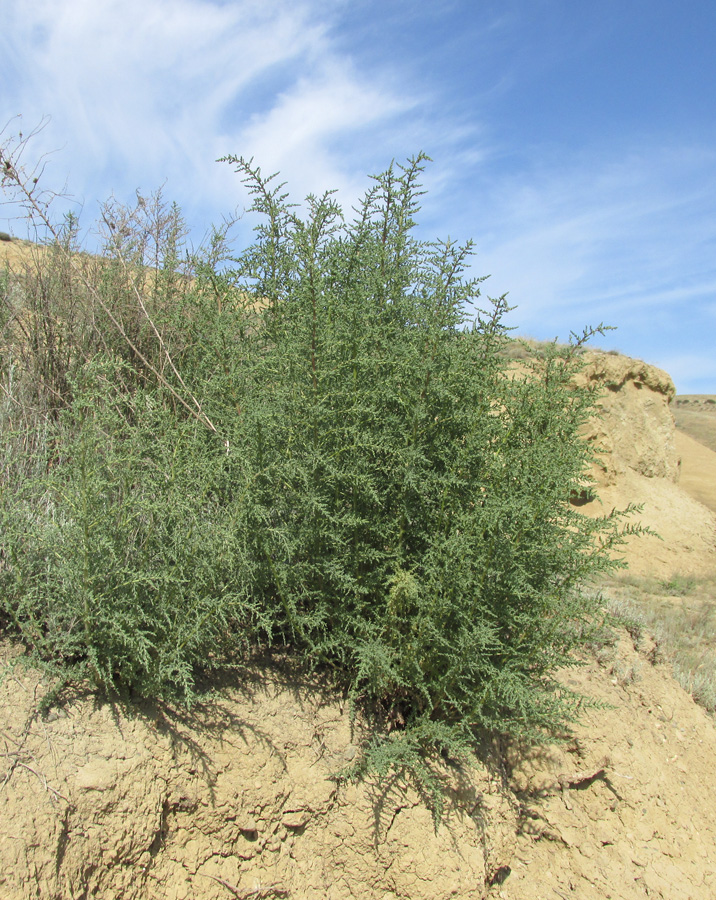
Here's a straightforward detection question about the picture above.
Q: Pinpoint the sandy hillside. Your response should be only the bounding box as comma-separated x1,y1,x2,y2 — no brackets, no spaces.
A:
2,627,716,900
575,353,716,579
672,395,716,515
494,630,716,900
1,342,716,897
0,234,47,269
673,395,716,454
674,430,716,516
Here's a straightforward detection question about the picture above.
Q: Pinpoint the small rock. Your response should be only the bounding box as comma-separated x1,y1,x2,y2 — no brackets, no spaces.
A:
282,810,309,830
75,760,117,791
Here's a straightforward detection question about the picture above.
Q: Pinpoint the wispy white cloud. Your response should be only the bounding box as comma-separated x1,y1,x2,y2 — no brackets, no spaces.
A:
2,1,328,198
467,147,716,337
429,140,716,393
231,60,418,204
0,0,429,234
1,0,494,232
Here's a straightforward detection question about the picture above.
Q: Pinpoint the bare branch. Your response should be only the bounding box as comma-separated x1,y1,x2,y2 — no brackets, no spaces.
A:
0,125,219,435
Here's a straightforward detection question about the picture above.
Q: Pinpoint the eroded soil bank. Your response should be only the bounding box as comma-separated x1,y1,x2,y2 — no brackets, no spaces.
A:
2,626,716,900
1,645,517,900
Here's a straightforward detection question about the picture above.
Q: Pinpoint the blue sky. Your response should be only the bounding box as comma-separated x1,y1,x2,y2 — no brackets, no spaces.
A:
1,0,715,392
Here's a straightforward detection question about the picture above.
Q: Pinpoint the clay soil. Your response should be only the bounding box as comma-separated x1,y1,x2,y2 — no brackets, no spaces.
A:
2,620,716,900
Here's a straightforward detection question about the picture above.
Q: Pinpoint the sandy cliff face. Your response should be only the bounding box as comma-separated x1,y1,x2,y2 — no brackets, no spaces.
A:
577,352,716,579
578,351,678,485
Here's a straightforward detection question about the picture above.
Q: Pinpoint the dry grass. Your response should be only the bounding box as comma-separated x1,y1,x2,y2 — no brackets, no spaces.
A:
600,573,716,714
499,335,591,360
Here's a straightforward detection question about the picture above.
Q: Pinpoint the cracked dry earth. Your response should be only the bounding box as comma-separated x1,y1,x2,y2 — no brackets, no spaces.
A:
2,627,716,900
0,649,517,900
491,631,716,900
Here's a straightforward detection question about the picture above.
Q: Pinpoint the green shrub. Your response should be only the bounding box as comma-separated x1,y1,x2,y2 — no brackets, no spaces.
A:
0,356,264,701
214,154,634,747
0,150,639,780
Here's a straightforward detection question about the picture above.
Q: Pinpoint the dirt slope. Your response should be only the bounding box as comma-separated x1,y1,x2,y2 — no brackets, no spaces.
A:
0,648,517,900
673,396,716,453
577,353,716,579
493,630,716,900
674,430,716,516
0,234,48,269
2,629,716,900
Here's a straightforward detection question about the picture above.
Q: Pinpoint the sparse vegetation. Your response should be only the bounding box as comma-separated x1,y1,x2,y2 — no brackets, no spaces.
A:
500,334,585,360
1,129,645,809
604,575,716,714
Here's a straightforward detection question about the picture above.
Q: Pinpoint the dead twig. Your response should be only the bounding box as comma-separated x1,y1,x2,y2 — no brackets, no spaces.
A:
1,124,219,437
199,873,289,898
1,750,71,804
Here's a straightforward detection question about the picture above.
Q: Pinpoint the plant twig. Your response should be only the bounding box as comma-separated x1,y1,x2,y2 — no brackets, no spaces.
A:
199,873,289,898
1,750,71,804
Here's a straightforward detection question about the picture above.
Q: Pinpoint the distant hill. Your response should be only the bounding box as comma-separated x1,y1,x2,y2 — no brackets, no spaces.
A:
673,395,716,453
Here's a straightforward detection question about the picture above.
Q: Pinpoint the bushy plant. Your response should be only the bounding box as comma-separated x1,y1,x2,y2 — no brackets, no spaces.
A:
0,356,264,699
0,139,639,793
216,154,633,748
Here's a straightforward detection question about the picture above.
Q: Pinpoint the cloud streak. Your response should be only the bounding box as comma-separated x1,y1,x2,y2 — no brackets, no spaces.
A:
457,145,716,388
3,2,324,189
1,0,423,229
